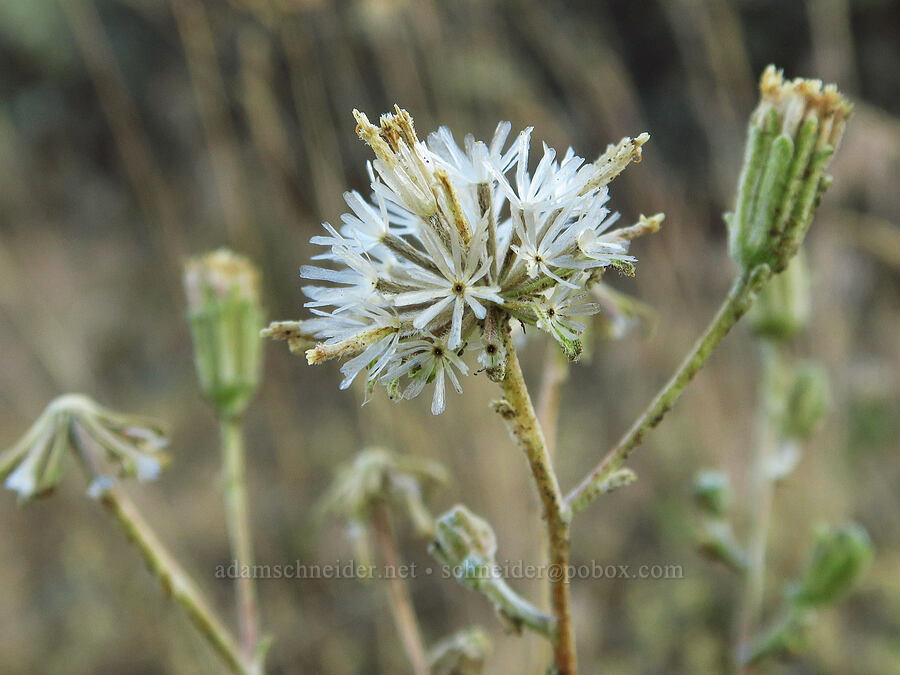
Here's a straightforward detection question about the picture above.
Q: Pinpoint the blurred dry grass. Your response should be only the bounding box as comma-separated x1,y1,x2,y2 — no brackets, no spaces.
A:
0,0,898,673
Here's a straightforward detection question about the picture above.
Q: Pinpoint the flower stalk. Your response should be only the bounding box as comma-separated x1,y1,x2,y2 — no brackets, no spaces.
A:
184,249,265,667
220,416,261,665
494,320,576,674
566,265,770,514
93,483,255,674
371,503,430,675
734,340,783,664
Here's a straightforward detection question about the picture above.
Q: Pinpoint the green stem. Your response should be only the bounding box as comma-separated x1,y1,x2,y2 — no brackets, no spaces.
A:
482,575,558,638
495,323,577,675
734,340,783,671
220,416,261,667
96,486,253,674
565,265,770,513
371,504,429,675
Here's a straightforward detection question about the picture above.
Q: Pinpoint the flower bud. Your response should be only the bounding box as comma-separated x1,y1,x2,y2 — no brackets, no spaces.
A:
727,66,852,273
429,627,491,675
319,447,447,538
184,249,264,419
748,253,811,341
695,520,748,574
430,505,555,637
430,504,497,570
789,522,872,608
782,363,830,440
692,469,733,517
1,394,168,502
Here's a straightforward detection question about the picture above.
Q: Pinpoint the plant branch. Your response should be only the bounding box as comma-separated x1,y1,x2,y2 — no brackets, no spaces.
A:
220,417,261,666
495,321,577,675
95,485,253,674
734,340,782,670
371,504,429,675
565,265,770,513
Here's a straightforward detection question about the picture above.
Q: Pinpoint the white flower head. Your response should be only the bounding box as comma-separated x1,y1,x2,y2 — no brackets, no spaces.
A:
269,107,661,413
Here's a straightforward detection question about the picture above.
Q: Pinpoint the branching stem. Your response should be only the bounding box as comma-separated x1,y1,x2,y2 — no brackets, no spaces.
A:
565,265,770,513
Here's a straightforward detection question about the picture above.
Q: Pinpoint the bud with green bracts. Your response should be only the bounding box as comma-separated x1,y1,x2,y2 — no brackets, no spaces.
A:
789,522,872,608
749,253,810,341
184,249,264,419
727,66,852,274
693,469,733,517
781,363,830,440
430,505,556,637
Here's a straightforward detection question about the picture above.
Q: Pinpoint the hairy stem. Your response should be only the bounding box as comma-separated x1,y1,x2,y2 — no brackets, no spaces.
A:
96,486,253,674
532,340,569,666
734,340,782,670
371,504,429,675
496,322,576,675
565,265,770,513
220,417,261,665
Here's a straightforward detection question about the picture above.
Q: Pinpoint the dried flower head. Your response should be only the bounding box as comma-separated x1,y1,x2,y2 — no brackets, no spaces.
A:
728,66,852,273
429,626,491,675
267,107,661,413
1,394,168,501
184,249,264,419
319,447,448,538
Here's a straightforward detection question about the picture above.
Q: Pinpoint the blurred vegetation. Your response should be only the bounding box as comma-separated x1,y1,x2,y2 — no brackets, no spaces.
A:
0,0,897,673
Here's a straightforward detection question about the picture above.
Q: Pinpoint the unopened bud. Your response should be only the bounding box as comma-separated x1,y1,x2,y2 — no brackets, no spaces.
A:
727,66,852,273
430,505,555,637
693,470,733,517
695,520,748,574
184,249,264,419
749,253,811,340
782,363,830,440
431,504,497,569
790,522,872,608
319,447,447,538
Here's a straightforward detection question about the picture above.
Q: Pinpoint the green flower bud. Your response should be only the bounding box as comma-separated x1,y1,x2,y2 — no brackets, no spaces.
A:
782,363,830,440
1,394,168,502
790,522,873,608
695,519,748,574
184,249,264,419
429,627,491,675
692,469,733,516
319,447,447,538
727,66,852,273
749,253,811,340
430,505,555,637
431,504,497,570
